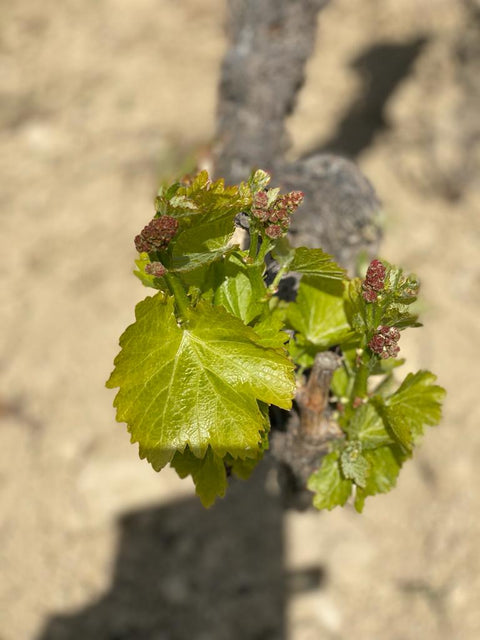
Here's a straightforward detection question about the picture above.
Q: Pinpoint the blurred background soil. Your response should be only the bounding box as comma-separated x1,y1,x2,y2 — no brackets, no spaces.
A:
1,0,479,638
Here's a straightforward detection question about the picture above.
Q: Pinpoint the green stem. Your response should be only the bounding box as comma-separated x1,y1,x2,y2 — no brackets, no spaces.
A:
268,264,289,294
256,237,272,265
352,361,369,400
164,272,190,321
248,231,259,261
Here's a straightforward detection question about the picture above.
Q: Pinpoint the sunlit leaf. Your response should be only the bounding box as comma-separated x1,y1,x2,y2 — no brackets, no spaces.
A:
107,294,295,469
288,277,352,349
308,451,352,510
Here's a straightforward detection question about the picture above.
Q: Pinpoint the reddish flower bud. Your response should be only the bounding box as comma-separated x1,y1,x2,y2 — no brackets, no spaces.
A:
145,261,167,277
251,189,302,236
368,324,401,358
254,191,269,208
265,224,284,239
362,288,378,303
252,207,270,222
365,259,386,291
135,216,179,253
276,191,304,214
368,334,386,352
289,190,304,206
251,191,271,221
268,206,289,223
378,325,400,341
362,258,386,302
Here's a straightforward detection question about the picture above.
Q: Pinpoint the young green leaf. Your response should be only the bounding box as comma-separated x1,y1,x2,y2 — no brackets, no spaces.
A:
287,277,352,349
347,402,394,449
173,213,238,255
289,247,346,281
248,168,271,193
354,445,407,512
340,443,370,488
171,446,228,508
376,370,445,449
331,363,351,399
106,293,295,468
307,451,352,510
251,307,289,349
344,278,368,334
170,247,236,274
214,254,266,324
224,404,270,480
163,172,250,255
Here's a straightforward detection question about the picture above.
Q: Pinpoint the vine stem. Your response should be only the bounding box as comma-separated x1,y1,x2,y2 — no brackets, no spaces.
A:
297,352,341,438
268,263,289,294
255,237,273,265
248,231,259,261
352,360,369,401
164,272,190,321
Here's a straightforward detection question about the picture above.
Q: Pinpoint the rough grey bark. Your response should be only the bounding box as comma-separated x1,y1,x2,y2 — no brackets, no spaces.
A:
214,0,380,270
214,0,381,505
215,0,329,183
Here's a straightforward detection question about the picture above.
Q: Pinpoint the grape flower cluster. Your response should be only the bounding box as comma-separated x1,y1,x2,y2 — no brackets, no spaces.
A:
368,325,400,359
251,190,304,238
134,216,179,253
362,259,386,302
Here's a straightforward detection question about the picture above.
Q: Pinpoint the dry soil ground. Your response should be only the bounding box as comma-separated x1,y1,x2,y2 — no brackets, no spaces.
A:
1,1,479,639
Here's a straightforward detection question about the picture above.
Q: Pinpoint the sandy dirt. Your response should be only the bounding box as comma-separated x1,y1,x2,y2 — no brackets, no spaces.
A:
1,1,479,639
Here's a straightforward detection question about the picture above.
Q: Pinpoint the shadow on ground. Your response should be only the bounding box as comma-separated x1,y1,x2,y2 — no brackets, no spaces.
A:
37,463,325,640
304,37,427,159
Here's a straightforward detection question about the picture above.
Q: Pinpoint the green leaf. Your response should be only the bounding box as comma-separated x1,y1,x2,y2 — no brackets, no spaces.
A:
354,445,407,512
331,364,351,399
289,247,346,281
153,172,250,258
288,341,316,369
171,174,250,254
106,294,295,468
170,248,235,274
376,370,445,449
252,307,289,349
171,446,228,508
288,277,352,349
344,278,367,333
270,236,294,267
214,254,266,324
225,403,270,480
370,357,406,377
340,443,370,488
347,402,394,449
170,249,239,302
173,213,238,255
382,305,421,329
248,169,271,193
307,451,352,510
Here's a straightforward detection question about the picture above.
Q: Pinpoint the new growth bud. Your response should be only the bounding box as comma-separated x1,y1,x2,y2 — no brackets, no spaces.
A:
368,325,401,359
362,259,386,302
251,189,304,238
265,224,284,239
251,191,270,222
134,216,179,253
145,261,167,277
